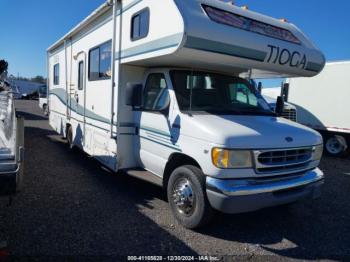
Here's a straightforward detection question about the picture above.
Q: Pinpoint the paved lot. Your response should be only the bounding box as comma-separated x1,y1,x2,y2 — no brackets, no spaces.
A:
0,100,350,260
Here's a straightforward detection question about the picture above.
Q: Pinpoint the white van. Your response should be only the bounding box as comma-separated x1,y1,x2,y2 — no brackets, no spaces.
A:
47,0,325,228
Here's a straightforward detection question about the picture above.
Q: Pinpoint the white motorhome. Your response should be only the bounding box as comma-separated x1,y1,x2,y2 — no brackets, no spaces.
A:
288,61,350,156
47,0,326,228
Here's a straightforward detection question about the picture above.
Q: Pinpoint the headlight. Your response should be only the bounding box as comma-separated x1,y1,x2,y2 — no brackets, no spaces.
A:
212,148,253,169
312,144,323,161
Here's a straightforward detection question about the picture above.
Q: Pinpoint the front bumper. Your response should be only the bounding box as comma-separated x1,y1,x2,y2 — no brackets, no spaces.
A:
206,168,324,214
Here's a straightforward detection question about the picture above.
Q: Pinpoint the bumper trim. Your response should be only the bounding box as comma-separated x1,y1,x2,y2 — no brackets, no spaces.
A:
206,168,324,196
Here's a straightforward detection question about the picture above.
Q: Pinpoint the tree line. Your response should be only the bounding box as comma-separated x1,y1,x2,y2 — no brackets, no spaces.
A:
0,59,46,84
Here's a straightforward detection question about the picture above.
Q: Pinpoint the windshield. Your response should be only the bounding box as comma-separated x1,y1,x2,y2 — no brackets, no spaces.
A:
170,70,274,115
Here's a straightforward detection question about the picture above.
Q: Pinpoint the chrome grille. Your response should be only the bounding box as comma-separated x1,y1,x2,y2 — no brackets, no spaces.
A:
281,108,297,122
255,147,313,174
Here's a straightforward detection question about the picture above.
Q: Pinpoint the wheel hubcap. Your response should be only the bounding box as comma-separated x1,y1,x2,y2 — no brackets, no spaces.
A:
326,137,344,155
172,178,195,216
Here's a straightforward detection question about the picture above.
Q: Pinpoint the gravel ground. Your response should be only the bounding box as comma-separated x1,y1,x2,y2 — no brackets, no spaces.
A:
0,100,349,261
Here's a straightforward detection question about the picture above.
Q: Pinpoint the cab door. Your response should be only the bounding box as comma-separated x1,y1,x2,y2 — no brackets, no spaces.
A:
136,72,177,176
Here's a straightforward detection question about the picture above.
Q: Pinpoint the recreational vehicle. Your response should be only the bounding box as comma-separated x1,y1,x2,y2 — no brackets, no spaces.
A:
288,61,350,156
47,0,326,228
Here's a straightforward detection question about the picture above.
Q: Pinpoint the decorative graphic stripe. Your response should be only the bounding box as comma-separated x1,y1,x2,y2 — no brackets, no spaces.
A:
145,132,179,148
115,33,183,60
50,89,111,125
140,126,172,138
185,36,267,62
305,61,324,72
50,109,114,133
140,135,181,152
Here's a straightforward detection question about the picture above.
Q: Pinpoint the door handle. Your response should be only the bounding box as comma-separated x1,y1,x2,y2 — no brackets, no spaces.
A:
74,93,79,103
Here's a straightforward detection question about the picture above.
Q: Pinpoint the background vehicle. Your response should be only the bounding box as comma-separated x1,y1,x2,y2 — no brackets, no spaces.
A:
258,84,298,122
38,85,48,116
47,0,325,228
288,61,350,156
0,78,25,196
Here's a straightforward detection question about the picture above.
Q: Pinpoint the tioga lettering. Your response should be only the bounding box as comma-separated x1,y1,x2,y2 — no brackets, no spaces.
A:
267,45,307,69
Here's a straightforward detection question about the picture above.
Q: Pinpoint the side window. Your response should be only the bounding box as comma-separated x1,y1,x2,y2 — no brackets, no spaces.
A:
78,61,84,90
131,9,150,41
229,83,258,107
88,41,112,81
53,64,59,85
143,73,170,111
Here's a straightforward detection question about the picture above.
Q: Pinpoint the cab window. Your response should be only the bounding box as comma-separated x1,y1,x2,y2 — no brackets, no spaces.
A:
143,73,170,111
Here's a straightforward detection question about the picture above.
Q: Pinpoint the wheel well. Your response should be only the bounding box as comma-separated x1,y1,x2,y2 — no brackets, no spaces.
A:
163,153,201,190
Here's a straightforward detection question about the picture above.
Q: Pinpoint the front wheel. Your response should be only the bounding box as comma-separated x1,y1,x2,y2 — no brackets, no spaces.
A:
167,165,214,229
43,104,49,116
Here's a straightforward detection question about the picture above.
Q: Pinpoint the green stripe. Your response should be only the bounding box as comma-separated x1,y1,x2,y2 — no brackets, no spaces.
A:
115,33,183,60
140,126,171,138
185,36,267,62
305,61,324,72
50,89,111,125
140,135,181,152
50,109,114,133
145,132,179,147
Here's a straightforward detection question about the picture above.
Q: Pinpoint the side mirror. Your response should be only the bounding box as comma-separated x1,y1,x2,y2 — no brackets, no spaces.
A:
275,96,285,116
126,83,143,109
281,83,290,102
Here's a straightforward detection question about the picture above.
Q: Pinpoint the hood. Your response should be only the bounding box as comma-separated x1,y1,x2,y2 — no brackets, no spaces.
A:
181,114,322,149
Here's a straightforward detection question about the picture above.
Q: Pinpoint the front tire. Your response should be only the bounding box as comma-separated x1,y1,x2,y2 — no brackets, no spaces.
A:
43,104,49,116
167,165,214,229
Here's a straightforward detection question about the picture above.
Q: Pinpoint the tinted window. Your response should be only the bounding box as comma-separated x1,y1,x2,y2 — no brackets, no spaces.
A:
99,42,112,78
89,41,111,81
78,61,84,90
53,64,59,85
229,83,258,107
170,70,273,115
143,73,169,111
131,9,150,41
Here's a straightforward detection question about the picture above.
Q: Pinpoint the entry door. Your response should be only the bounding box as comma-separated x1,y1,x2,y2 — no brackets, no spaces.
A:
74,58,86,147
137,73,174,176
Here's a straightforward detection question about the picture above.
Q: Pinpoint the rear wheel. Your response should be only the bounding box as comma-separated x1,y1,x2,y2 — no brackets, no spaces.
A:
167,165,214,229
325,135,349,157
66,126,74,150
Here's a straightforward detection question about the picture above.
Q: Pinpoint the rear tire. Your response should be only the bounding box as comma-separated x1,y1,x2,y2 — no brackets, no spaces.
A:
167,165,214,229
66,126,74,150
325,135,349,157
